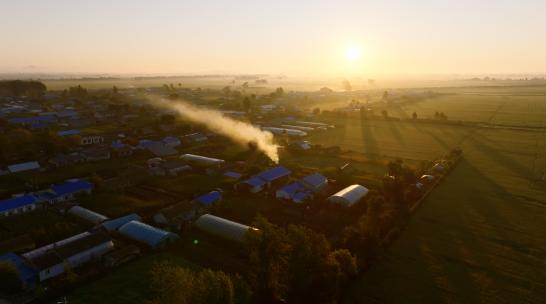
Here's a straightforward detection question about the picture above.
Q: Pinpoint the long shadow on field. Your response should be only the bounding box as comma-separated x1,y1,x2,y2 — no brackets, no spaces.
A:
465,133,535,178
413,123,452,151
386,121,406,146
360,117,380,160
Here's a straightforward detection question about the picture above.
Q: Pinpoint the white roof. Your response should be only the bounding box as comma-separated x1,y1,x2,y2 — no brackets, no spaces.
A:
328,184,368,205
195,214,256,242
8,161,41,173
180,154,224,166
68,206,109,224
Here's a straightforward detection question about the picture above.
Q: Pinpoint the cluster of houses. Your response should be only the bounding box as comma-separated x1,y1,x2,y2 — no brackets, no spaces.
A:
235,164,370,206
0,186,256,288
0,179,93,217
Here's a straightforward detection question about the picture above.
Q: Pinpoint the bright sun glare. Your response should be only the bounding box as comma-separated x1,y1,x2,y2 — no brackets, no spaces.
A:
345,46,361,61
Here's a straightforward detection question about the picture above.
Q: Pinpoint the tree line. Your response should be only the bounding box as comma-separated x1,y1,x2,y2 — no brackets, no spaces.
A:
0,80,46,98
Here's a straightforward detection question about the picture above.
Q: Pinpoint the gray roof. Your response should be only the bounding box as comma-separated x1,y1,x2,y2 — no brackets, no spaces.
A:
195,214,256,242
118,221,178,248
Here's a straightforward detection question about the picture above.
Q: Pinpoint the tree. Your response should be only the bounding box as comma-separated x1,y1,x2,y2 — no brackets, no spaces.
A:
412,112,418,119
149,262,240,304
68,85,87,98
245,217,357,303
381,110,389,118
242,97,251,113
342,79,352,91
275,87,284,96
319,87,333,94
222,86,232,96
382,90,389,100
0,261,22,294
323,249,358,299
0,80,46,97
313,107,321,115
245,216,289,302
112,85,119,94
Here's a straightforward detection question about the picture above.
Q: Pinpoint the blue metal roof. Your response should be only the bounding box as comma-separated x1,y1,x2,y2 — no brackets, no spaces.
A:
57,129,81,137
35,191,57,202
278,182,305,196
0,195,38,212
162,136,180,144
302,173,328,189
111,140,126,149
224,171,242,179
194,191,222,206
30,122,49,129
56,110,79,118
118,221,178,248
245,176,266,187
51,179,93,196
8,115,56,125
101,213,142,232
293,191,312,203
257,166,291,182
0,253,37,286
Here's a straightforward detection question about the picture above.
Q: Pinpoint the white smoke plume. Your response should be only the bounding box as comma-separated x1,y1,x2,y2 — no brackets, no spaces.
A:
145,96,279,163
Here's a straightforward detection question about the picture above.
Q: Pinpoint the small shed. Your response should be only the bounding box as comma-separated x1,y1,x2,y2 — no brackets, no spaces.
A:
194,214,257,242
118,221,179,248
276,182,305,200
327,184,369,206
301,173,328,192
193,191,222,207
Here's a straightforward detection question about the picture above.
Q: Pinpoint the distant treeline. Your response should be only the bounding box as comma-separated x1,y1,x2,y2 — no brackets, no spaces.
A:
0,80,47,97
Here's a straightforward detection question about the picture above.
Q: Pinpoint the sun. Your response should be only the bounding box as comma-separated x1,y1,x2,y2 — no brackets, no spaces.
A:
345,46,361,62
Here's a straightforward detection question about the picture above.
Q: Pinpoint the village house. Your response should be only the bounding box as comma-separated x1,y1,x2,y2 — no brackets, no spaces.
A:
0,194,39,217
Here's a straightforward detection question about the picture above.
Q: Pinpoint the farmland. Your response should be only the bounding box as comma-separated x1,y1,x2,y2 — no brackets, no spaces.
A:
307,91,546,303
379,91,546,127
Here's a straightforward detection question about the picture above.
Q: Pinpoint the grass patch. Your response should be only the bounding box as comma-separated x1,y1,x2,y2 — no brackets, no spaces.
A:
68,253,196,304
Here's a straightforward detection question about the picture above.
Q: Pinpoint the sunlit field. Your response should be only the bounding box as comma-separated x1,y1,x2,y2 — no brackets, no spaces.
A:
308,96,546,303
380,93,546,127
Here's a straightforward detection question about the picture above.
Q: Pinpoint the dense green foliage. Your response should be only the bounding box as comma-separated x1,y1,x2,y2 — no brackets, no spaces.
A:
245,217,357,303
148,262,251,304
0,80,46,97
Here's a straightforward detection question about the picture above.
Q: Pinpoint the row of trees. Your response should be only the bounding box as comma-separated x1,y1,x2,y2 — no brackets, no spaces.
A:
0,128,80,163
149,263,251,304
0,80,46,98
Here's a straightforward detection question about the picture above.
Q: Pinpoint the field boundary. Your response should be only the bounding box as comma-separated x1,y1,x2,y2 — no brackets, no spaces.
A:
381,154,463,245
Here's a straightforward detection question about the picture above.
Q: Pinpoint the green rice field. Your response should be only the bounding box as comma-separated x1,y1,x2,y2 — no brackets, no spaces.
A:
309,95,546,303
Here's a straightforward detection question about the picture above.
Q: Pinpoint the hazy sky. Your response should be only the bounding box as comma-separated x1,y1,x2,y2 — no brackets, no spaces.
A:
1,0,545,75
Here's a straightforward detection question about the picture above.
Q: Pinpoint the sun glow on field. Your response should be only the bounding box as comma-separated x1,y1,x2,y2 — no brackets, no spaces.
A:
345,46,362,62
